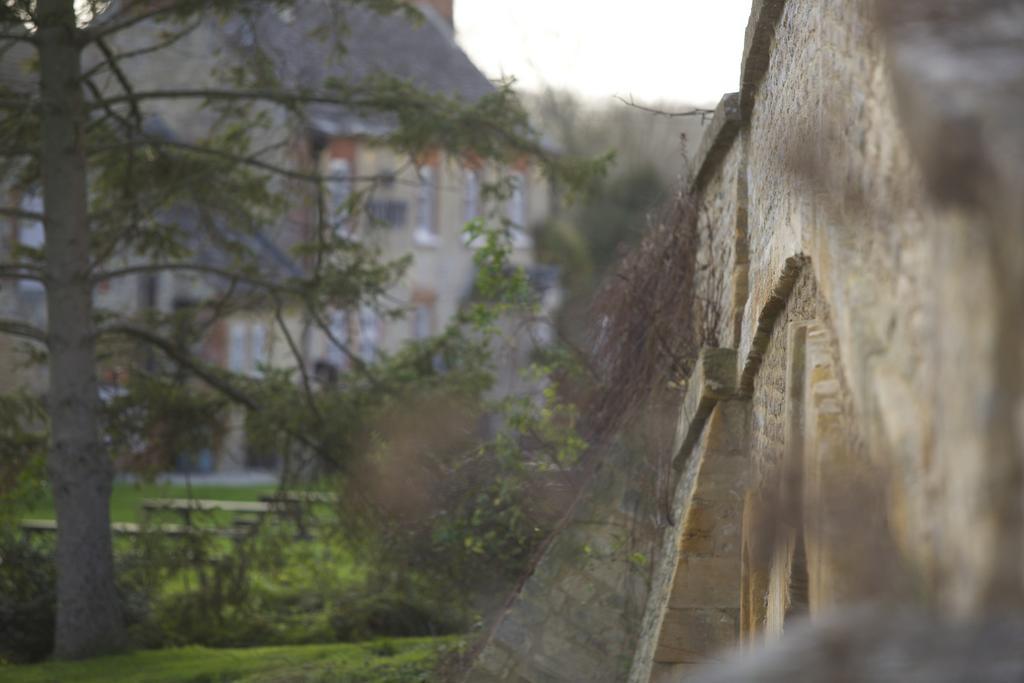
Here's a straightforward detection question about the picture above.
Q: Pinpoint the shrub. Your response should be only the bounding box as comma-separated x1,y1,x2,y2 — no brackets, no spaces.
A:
329,588,468,642
0,534,55,664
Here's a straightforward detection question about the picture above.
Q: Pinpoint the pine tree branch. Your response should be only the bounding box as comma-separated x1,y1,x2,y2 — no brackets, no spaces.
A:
82,75,136,134
89,138,405,185
0,98,35,111
271,292,322,423
84,137,292,240
0,31,35,43
304,303,379,387
100,321,329,459
0,317,47,343
94,35,143,127
86,87,428,112
0,263,45,281
91,262,301,293
0,206,44,221
101,322,256,408
81,16,202,81
82,0,198,43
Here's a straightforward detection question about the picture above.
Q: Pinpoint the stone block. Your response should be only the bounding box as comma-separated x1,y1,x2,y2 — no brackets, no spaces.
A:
654,607,740,664
669,556,741,610
673,348,739,468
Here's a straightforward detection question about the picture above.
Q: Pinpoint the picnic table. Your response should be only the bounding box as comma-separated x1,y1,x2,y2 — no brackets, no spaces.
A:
141,498,274,515
257,492,338,539
259,491,339,505
19,518,243,539
141,498,274,534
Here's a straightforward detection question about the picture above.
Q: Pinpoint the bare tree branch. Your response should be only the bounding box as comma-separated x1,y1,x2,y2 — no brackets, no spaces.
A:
614,94,714,120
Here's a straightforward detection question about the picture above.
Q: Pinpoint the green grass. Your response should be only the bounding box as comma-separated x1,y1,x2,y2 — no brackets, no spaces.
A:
0,637,460,683
26,482,280,524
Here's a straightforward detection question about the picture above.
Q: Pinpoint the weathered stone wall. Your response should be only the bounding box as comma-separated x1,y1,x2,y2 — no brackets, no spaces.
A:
735,0,1016,614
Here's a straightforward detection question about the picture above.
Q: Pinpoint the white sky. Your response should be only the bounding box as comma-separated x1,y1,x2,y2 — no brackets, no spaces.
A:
455,1,752,107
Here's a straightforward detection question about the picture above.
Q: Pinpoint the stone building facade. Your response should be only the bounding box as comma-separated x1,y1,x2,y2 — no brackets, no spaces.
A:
465,0,1024,680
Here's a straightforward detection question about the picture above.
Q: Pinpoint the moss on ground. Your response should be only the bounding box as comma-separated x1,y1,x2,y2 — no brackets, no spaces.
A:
0,637,460,683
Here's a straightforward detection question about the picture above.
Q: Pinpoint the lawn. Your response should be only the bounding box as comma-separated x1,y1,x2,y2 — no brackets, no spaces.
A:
0,637,461,683
25,481,281,524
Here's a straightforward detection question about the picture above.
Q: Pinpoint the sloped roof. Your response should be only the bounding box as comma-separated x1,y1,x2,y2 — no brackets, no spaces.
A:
225,2,496,137
332,4,493,102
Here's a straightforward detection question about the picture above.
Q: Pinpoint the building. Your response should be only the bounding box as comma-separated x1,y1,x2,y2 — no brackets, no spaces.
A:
0,0,555,471
463,1,1024,681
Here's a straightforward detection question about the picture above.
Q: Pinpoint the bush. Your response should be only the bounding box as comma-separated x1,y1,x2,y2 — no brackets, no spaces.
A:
0,533,165,662
0,534,56,664
329,588,468,642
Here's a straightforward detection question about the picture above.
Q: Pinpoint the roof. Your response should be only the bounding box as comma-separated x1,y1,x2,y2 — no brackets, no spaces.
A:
226,3,496,137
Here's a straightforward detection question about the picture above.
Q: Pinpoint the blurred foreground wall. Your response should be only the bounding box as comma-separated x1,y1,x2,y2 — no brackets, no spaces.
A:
465,1,1024,681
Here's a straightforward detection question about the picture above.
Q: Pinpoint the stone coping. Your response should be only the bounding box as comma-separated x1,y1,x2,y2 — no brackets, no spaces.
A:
691,93,741,191
690,0,789,189
738,255,807,397
740,0,788,118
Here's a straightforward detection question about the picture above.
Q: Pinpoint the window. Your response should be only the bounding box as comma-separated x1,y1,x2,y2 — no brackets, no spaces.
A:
413,302,434,340
506,171,532,249
250,323,267,373
463,169,479,224
325,309,349,368
365,199,408,228
414,166,438,246
326,158,352,237
277,6,296,23
234,19,256,47
358,305,380,363
17,193,44,293
228,321,248,373
507,171,526,228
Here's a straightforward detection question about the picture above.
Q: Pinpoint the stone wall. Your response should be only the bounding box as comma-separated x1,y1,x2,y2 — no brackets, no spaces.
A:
462,0,1024,679
463,440,661,683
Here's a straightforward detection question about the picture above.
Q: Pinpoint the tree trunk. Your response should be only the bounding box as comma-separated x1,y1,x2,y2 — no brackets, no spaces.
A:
37,0,125,659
